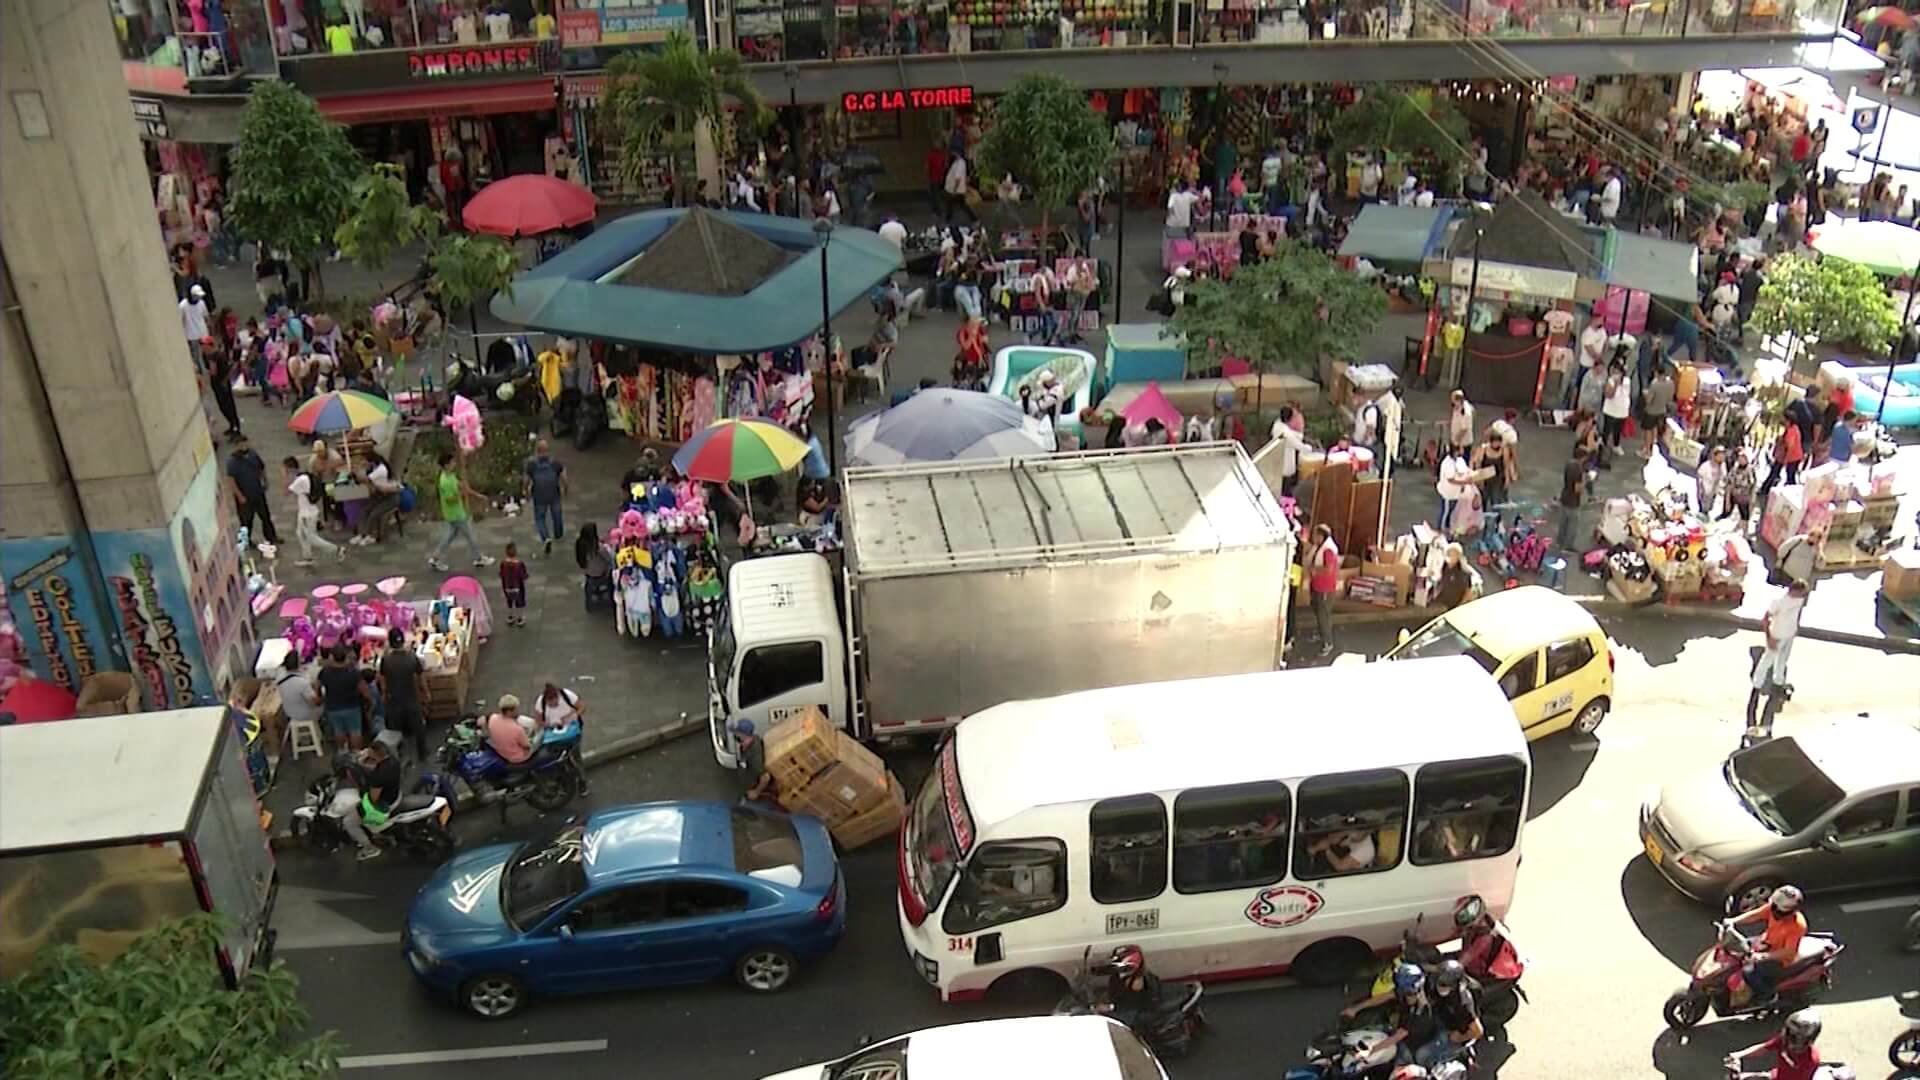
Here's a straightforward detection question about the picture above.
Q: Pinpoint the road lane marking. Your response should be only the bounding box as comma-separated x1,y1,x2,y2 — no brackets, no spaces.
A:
1839,894,1920,913
340,1040,609,1069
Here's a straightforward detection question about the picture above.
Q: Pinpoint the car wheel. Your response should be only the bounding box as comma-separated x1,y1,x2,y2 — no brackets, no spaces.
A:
461,974,525,1019
1662,990,1708,1030
1291,937,1373,988
1572,698,1608,735
989,967,1067,1006
1725,877,1782,915
734,947,798,993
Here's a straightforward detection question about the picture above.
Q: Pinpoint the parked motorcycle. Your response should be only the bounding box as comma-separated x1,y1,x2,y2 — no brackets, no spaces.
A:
290,772,455,862
445,358,540,415
1661,919,1843,1029
1284,1026,1476,1080
572,386,606,451
420,717,582,816
1052,947,1206,1057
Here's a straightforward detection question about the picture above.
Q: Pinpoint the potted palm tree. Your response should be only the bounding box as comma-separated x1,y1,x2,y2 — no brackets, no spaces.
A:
603,31,773,208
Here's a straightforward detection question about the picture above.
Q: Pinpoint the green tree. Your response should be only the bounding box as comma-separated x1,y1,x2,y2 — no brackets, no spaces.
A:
602,30,769,206
1329,86,1471,189
1750,252,1901,363
975,73,1111,236
227,80,362,297
1171,245,1387,389
0,914,337,1079
428,231,520,363
334,162,443,276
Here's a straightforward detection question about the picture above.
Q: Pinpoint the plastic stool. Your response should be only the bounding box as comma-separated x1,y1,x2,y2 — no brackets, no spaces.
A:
1542,556,1568,590
287,717,324,760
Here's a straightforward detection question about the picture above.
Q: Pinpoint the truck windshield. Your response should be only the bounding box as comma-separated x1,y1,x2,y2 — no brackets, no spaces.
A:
1390,622,1500,675
503,823,587,930
907,741,972,919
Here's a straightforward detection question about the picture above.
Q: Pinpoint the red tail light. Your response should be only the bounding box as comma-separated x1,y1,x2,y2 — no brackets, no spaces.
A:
898,828,927,926
815,871,840,922
1607,650,1615,672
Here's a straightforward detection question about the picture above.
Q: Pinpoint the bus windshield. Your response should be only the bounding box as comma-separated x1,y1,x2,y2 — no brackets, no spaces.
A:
907,742,970,919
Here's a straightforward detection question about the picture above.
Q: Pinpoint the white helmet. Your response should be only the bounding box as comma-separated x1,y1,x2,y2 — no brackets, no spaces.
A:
1769,885,1804,913
495,381,516,402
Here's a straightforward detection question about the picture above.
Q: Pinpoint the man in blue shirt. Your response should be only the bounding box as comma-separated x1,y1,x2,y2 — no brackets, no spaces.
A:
1827,411,1859,464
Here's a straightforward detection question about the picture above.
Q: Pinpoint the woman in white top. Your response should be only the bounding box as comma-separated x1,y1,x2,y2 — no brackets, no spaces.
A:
1436,446,1479,536
1600,358,1632,454
352,450,404,546
284,456,342,566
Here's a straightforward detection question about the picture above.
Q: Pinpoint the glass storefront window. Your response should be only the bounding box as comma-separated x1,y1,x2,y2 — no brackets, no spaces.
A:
111,0,277,75
267,0,553,56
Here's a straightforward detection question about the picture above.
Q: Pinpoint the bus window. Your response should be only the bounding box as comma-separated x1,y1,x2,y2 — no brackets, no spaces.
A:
1172,782,1291,894
1293,770,1409,880
1411,756,1527,865
1089,795,1168,904
941,839,1067,934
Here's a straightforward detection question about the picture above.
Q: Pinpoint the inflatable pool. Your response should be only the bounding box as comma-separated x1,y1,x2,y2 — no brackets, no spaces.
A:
1852,362,1920,428
988,346,1097,440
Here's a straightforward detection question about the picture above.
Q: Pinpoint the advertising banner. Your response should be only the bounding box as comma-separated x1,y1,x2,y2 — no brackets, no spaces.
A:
563,0,690,45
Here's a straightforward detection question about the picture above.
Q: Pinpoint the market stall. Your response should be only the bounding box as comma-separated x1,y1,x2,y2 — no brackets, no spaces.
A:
1338,204,1458,273
1592,454,1755,606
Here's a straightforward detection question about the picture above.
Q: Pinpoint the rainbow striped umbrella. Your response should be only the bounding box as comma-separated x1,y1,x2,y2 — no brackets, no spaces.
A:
672,419,810,483
289,390,396,435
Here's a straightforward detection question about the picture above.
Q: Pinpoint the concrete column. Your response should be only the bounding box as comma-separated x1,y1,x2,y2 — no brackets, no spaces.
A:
1,0,254,708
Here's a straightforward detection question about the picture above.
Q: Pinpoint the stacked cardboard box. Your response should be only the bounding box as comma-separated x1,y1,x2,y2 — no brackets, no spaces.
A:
1883,549,1920,601
766,707,908,850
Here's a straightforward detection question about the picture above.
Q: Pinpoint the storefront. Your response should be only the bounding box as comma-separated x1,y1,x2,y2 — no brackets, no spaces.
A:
130,95,252,272
561,75,673,204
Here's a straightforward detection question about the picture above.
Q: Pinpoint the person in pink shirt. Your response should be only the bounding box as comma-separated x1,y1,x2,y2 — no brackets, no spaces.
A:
485,694,532,764
1306,523,1341,657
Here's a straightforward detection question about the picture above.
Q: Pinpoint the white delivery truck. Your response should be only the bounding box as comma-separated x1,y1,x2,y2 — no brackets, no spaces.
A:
709,443,1296,766
0,708,278,987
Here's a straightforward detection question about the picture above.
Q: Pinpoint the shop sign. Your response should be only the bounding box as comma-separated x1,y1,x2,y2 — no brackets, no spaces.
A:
562,0,689,45
1452,258,1577,301
130,97,169,139
842,86,974,113
409,44,543,79
1851,101,1882,135
564,75,607,109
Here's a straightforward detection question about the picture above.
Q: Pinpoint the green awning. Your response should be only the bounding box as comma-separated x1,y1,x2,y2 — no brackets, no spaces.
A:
489,208,903,353
1339,204,1456,268
1605,231,1699,302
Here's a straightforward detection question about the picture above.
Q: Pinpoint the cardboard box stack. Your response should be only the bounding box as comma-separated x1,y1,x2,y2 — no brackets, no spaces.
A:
1764,461,1902,571
1883,549,1920,601
766,707,909,850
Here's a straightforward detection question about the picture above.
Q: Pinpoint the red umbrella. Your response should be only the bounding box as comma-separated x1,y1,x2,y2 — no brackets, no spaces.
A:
461,174,598,238
0,677,78,724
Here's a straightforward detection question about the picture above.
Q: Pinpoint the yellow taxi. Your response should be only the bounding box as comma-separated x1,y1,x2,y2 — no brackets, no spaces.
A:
1381,586,1614,740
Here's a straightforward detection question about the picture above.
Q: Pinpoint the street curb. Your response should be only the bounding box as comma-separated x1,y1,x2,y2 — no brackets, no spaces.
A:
267,717,708,851
1327,594,1920,653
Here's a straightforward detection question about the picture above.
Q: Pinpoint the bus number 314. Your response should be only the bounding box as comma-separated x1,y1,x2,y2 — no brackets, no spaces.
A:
947,937,973,953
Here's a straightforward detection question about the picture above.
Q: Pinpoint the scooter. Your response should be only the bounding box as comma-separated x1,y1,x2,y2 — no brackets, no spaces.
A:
1353,903,1526,1028
1284,1027,1477,1080
572,387,606,452
290,772,455,862
420,717,582,817
1891,1018,1920,1071
1052,947,1206,1057
1661,918,1843,1029
445,358,540,415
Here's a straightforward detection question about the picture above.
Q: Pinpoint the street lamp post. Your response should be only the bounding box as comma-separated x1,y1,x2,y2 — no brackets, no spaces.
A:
1458,225,1485,392
784,64,801,212
814,216,839,476
1113,154,1125,320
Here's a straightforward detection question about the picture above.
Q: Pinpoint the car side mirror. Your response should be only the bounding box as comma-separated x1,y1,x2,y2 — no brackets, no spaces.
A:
1814,830,1842,854
1397,628,1412,646
558,924,575,942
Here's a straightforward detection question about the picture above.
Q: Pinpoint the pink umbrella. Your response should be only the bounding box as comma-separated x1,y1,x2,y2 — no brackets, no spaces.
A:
1120,381,1183,433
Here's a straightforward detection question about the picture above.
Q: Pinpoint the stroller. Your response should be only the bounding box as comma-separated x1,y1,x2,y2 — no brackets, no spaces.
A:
582,548,615,612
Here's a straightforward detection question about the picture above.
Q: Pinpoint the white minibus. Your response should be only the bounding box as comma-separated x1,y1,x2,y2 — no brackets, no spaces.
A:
896,656,1530,1002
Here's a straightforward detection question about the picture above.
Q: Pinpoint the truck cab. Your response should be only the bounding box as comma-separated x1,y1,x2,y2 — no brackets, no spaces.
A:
709,553,848,768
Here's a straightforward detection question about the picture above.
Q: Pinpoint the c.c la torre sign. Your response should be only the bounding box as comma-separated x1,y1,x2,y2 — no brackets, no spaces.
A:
841,86,975,113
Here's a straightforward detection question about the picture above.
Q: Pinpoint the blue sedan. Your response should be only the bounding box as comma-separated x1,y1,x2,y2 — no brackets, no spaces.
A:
403,801,846,1018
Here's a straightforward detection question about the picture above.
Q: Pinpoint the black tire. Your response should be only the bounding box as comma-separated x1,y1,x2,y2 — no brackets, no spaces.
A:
989,967,1068,1006
526,770,578,812
1662,989,1708,1030
460,973,526,1019
733,946,798,993
1891,1029,1920,1071
410,825,456,863
1292,938,1374,988
1905,908,1920,952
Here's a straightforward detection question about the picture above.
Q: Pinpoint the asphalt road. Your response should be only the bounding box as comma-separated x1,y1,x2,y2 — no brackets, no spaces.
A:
275,617,1920,1079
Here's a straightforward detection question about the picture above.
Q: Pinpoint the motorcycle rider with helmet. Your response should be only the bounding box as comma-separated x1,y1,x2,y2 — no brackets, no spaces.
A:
1102,945,1162,1035
1729,885,1808,1005
323,731,403,861
1347,963,1439,1066
1450,895,1523,982
1417,960,1482,1070
1724,1009,1823,1080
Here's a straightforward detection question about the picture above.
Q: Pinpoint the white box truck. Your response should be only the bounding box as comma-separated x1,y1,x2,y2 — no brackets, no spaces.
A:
0,708,277,987
709,443,1296,765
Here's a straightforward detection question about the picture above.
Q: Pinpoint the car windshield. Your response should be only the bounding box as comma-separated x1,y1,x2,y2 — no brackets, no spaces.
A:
1724,738,1845,835
502,823,587,930
907,756,962,912
1390,621,1501,675
732,806,804,876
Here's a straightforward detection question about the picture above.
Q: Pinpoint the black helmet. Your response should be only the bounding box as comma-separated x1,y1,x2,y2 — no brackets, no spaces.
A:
1433,959,1467,994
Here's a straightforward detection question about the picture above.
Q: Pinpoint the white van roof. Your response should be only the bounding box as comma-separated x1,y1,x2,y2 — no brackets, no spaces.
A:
954,657,1522,834
843,444,1289,577
727,553,837,637
0,708,228,852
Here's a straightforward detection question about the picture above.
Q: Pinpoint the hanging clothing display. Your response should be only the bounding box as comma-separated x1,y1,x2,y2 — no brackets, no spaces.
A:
600,488,718,640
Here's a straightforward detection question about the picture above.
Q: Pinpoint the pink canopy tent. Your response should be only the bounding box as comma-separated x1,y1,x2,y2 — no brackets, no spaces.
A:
1120,381,1184,433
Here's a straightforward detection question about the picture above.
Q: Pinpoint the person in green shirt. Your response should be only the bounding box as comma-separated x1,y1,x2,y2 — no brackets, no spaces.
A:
427,450,494,571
